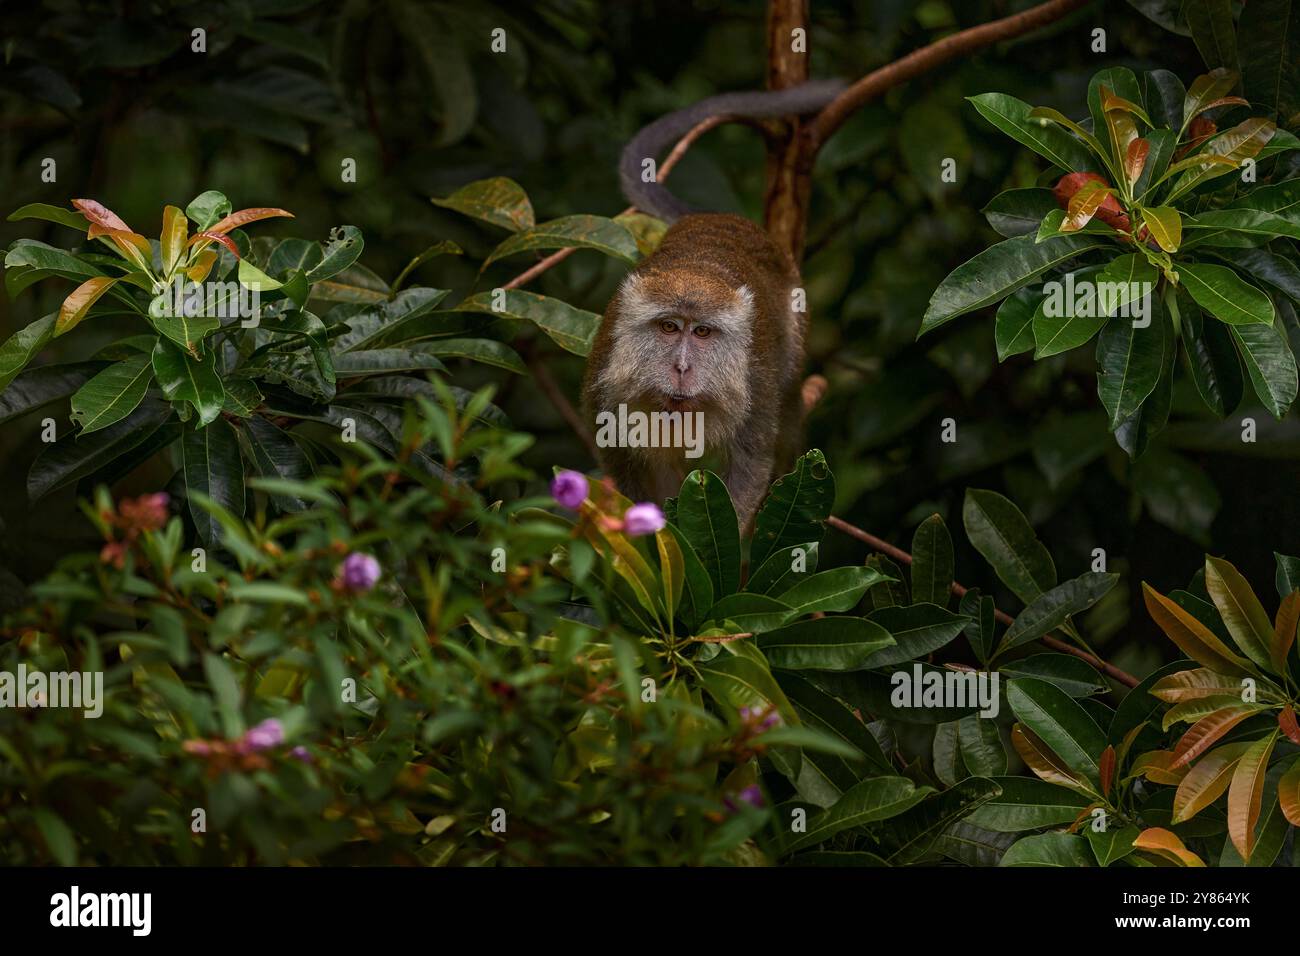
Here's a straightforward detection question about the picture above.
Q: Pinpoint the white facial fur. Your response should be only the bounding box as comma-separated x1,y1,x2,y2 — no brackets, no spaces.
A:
596,273,753,445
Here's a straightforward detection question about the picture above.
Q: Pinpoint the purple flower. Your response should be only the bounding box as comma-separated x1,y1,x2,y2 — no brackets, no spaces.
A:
724,784,765,812
243,718,285,753
740,706,782,731
340,552,382,592
623,502,665,536
550,470,589,509
290,746,312,763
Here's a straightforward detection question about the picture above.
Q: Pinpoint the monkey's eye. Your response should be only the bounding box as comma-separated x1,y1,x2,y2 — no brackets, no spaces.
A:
659,320,679,335
692,325,712,339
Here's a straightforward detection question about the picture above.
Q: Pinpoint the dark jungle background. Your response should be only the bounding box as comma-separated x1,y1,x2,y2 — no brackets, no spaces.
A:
0,0,1293,683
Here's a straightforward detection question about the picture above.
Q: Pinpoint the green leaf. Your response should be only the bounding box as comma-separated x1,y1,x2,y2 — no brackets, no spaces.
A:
863,604,970,667
1088,824,1141,867
1179,262,1274,326
749,449,834,571
1140,205,1182,251
778,671,893,777
1032,269,1109,359
1168,118,1276,200
454,288,600,356
1231,321,1298,417
1096,291,1166,430
1000,832,1094,866
0,362,101,425
998,572,1119,656
746,541,819,596
186,190,232,231
1276,552,1300,598
966,777,1092,832
757,616,895,671
305,226,364,284
958,715,1008,776
1204,556,1277,670
697,643,795,724
667,524,714,628
0,314,56,391
1211,247,1300,302
703,593,794,634
780,776,934,856
1185,1,1238,71
999,653,1107,698
203,652,244,739
968,93,1098,175
430,176,535,232
867,777,1002,864
33,808,78,865
910,514,953,606
8,202,93,232
484,214,639,266
1180,287,1244,416
920,234,1107,335
1240,0,1300,124
69,353,153,434
676,470,741,597
982,188,1059,238
960,588,997,665
241,417,313,512
994,287,1039,361
775,566,888,616
182,419,245,545
1007,677,1108,787
149,312,221,357
1182,69,1238,129
27,398,172,500
152,339,224,426
962,488,1057,605
331,348,447,376
414,338,525,374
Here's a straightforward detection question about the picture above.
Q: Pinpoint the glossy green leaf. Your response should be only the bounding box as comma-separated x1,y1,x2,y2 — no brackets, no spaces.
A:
998,572,1119,656
758,616,895,671
484,214,638,266
749,449,834,571
182,419,246,545
676,470,741,597
430,176,535,232
152,339,224,426
963,488,1057,605
910,514,954,606
863,603,970,667
69,353,153,434
1007,677,1108,787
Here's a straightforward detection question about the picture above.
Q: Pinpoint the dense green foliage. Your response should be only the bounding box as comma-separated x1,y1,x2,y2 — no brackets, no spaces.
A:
1,0,1299,867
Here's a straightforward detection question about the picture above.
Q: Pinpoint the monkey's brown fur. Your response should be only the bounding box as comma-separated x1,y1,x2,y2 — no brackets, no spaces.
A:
582,213,807,528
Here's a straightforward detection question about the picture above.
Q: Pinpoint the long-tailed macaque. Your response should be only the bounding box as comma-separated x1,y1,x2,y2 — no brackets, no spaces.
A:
581,81,842,528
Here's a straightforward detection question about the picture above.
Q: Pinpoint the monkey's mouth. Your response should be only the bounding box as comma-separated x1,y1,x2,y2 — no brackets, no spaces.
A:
663,392,697,412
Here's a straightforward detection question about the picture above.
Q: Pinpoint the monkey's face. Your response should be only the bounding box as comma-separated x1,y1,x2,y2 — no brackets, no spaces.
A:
599,273,753,430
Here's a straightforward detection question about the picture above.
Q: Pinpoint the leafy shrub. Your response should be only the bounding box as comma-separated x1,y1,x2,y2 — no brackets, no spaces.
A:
922,67,1300,458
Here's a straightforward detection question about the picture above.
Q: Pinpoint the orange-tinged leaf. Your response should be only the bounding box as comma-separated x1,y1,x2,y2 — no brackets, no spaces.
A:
1133,828,1206,867
1125,138,1149,184
1151,667,1242,703
1062,180,1111,231
1280,705,1300,746
71,198,131,233
1170,705,1260,769
1173,741,1250,822
56,277,119,336
205,207,293,236
1162,695,1245,731
1188,95,1250,122
1205,556,1276,670
1227,732,1277,862
86,225,153,271
185,249,218,283
160,205,188,276
1012,724,1092,792
1142,582,1253,676
1116,722,1145,770
1130,749,1190,785
1274,591,1299,672
187,231,241,259
1280,759,1300,826
1102,89,1152,125
1099,744,1116,798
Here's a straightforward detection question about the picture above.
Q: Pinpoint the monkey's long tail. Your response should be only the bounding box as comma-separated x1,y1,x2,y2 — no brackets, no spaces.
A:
618,79,847,224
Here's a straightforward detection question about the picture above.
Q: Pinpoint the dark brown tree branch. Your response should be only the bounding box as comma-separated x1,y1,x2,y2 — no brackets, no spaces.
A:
810,0,1091,146
826,515,1140,688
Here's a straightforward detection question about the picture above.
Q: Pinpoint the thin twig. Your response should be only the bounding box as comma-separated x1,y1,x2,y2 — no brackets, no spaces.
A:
825,515,1140,688
810,0,1091,145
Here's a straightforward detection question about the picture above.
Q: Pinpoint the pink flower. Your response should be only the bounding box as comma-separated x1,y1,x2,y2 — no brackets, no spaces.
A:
290,746,312,763
340,552,381,592
623,503,665,536
550,470,589,509
724,784,765,812
242,718,285,753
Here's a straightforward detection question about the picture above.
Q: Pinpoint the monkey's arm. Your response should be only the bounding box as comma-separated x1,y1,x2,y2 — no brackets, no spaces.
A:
620,80,846,223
